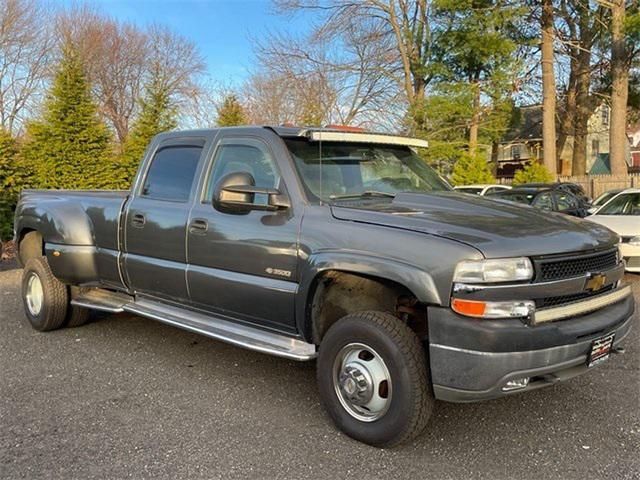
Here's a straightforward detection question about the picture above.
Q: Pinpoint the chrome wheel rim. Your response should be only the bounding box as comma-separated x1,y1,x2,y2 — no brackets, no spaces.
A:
333,343,392,422
26,273,44,316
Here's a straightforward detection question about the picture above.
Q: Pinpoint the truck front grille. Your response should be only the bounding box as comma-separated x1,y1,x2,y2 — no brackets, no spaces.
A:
534,248,618,282
536,284,615,308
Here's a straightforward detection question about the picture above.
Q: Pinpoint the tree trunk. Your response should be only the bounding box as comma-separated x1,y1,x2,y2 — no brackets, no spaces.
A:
609,0,629,175
541,0,557,175
571,9,593,176
491,140,499,176
556,64,577,172
469,75,480,155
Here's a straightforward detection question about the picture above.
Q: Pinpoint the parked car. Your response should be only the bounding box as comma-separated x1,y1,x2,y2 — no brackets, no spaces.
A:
519,182,591,206
453,184,511,196
487,186,590,217
13,127,634,447
586,188,640,272
588,188,624,214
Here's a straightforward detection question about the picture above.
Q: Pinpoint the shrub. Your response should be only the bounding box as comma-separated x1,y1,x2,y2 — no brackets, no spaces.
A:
512,161,554,185
451,151,495,186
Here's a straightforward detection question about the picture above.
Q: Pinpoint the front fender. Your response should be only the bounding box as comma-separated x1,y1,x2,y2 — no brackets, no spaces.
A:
295,250,443,338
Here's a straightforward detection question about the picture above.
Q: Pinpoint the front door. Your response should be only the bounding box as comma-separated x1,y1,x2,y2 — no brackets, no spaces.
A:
186,135,300,332
124,139,205,301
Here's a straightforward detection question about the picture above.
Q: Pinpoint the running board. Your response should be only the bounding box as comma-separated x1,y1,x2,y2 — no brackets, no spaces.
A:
71,290,317,361
71,289,130,313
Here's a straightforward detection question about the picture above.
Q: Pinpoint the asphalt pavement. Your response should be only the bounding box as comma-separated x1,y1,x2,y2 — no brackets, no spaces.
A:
0,264,638,480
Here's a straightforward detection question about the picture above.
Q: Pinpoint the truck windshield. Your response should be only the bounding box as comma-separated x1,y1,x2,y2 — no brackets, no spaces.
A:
284,138,450,203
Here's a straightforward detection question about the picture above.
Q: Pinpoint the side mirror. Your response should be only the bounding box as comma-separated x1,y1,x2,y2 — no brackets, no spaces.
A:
213,171,290,214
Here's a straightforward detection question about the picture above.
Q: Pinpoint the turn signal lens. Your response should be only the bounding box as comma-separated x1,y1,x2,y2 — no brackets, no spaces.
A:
451,299,486,317
451,298,535,319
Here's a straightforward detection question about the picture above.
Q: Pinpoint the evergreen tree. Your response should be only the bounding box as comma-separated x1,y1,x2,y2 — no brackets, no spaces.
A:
512,161,554,185
432,0,524,153
451,152,496,186
120,81,177,186
0,130,20,240
22,43,112,190
216,94,247,126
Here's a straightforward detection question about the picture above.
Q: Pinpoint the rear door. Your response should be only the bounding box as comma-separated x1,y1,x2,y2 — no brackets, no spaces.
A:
124,137,206,300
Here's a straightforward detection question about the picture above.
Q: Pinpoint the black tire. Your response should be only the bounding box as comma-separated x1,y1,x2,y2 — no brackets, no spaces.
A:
317,311,434,448
21,257,69,332
65,287,91,328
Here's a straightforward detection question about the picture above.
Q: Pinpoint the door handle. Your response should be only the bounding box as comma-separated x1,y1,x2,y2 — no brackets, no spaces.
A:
131,213,146,228
189,218,208,235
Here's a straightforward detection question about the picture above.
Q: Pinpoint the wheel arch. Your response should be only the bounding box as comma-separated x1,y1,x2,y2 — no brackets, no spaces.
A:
297,252,441,344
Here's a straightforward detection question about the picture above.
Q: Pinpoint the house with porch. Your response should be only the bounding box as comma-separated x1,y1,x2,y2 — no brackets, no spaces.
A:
496,104,630,178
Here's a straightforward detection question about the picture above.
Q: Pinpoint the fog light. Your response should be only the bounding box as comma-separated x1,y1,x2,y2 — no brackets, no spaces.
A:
502,377,530,392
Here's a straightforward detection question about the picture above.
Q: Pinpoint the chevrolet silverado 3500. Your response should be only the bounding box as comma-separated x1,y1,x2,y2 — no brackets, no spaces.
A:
14,126,634,447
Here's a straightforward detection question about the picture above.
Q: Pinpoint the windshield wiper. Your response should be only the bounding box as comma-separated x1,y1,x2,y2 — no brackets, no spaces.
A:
329,191,396,201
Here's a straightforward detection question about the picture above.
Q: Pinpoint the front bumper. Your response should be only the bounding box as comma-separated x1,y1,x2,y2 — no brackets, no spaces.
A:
621,243,640,272
428,293,635,402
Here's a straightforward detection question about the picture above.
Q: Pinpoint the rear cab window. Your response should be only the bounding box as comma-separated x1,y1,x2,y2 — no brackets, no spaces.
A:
141,145,203,202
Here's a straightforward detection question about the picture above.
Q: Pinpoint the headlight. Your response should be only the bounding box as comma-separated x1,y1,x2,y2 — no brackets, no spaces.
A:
630,236,640,247
453,257,534,283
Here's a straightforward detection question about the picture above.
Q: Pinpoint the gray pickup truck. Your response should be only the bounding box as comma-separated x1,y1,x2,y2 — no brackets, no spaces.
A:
14,126,635,447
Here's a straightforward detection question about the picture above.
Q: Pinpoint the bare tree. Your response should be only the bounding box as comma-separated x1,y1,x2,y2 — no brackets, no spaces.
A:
145,24,205,110
541,0,558,174
57,8,148,145
275,0,435,107
57,8,205,145
254,8,405,129
0,0,53,135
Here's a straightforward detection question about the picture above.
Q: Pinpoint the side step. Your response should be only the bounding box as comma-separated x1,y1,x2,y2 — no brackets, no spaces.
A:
71,289,130,313
71,289,317,361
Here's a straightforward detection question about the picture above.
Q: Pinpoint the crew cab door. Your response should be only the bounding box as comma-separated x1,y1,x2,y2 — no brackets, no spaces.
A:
186,133,299,331
123,137,206,300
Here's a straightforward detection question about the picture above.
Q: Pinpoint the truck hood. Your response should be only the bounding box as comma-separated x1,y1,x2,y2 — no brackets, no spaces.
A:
330,191,619,258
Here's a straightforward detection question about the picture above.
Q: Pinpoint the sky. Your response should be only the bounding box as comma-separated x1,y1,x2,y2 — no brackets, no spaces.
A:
59,0,312,85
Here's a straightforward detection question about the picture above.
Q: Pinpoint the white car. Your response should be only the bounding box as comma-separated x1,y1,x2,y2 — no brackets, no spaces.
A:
453,184,511,196
586,188,640,273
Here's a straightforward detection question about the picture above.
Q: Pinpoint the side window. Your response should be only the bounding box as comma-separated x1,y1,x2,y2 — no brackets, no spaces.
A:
142,146,202,202
205,139,279,202
555,192,577,211
533,192,553,211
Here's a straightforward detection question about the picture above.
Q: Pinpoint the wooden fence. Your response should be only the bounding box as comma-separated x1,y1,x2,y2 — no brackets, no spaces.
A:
556,174,640,198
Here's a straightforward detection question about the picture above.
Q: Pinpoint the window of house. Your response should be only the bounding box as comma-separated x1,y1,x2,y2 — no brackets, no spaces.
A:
141,146,202,202
601,105,610,126
511,144,521,160
592,139,600,156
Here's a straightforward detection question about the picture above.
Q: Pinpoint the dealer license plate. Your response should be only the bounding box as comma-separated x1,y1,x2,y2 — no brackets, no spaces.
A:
587,333,615,368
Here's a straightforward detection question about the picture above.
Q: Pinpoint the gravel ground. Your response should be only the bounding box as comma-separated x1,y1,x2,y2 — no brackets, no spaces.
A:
0,265,638,480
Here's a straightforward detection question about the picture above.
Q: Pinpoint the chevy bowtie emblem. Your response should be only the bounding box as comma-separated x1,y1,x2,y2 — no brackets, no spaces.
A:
586,274,606,292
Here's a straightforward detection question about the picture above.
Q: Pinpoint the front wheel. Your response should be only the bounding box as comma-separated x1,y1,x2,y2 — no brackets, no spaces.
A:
21,257,69,331
317,311,434,448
